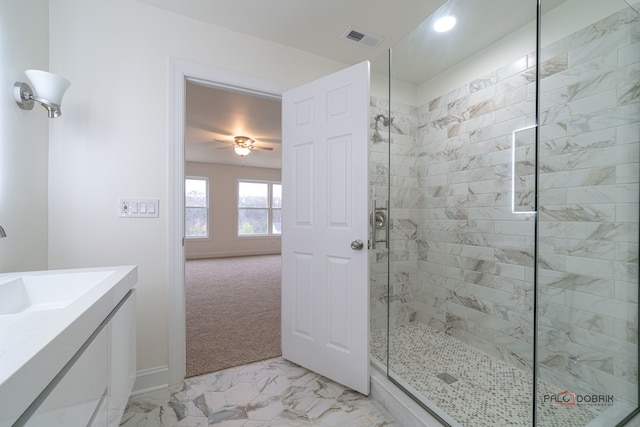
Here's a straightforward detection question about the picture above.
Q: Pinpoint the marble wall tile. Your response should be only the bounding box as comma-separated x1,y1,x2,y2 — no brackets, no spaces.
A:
541,51,619,96
614,318,638,344
618,209,640,231
569,25,634,68
540,9,625,62
369,95,419,332
619,40,640,67
564,222,636,243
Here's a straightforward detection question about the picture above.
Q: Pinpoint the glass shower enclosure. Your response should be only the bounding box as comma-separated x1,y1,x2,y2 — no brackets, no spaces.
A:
369,0,640,426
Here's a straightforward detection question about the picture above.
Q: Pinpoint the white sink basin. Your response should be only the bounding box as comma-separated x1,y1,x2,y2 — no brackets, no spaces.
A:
0,265,137,427
0,271,112,315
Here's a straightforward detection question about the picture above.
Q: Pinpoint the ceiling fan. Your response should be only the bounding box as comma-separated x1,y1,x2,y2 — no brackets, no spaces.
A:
213,136,273,157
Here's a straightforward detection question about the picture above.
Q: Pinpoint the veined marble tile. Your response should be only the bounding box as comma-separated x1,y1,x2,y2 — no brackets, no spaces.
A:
539,236,616,261
449,110,498,139
619,40,640,67
541,167,617,190
616,202,640,224
541,50,619,94
467,85,497,109
566,103,639,135
564,289,637,324
569,25,633,68
495,98,536,123
447,95,469,116
541,9,623,63
439,85,471,110
614,317,638,344
562,221,636,242
539,204,616,222
540,53,570,79
470,72,497,93
615,241,639,262
617,162,640,184
496,56,529,82
122,358,400,427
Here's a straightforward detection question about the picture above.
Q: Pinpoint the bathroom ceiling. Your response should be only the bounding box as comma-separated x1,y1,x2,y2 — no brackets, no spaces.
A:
153,0,446,168
137,0,448,68
139,0,567,85
378,0,569,85
161,0,568,167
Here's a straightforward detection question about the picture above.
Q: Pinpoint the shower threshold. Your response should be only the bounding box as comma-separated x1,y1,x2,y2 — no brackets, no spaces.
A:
371,323,616,427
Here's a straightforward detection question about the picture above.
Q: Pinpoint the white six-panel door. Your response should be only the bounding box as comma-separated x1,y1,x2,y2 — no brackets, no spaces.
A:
281,61,370,395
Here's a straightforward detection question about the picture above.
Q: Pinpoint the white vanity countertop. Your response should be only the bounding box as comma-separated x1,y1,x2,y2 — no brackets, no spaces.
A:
0,265,137,426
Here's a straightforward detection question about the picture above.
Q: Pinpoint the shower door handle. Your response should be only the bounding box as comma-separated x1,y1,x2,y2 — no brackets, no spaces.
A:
371,199,388,249
351,239,364,250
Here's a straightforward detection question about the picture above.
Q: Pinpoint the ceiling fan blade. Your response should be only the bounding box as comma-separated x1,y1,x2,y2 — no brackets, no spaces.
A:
212,139,235,145
253,137,281,143
216,146,232,149
186,121,234,137
251,146,274,151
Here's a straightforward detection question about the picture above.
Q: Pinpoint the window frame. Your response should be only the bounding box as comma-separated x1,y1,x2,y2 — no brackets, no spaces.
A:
236,179,282,238
185,176,209,239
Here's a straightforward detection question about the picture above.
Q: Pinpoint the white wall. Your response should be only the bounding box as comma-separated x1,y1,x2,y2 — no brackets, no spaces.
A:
47,0,346,378
186,162,281,259
0,0,49,272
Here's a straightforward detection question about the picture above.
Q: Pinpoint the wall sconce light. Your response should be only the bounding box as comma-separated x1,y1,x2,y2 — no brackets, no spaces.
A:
14,70,71,118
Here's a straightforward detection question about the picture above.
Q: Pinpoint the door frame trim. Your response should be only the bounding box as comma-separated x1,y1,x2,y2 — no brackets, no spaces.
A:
168,58,289,385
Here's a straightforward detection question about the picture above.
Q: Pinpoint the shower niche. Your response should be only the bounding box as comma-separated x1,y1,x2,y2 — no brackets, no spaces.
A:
369,0,640,426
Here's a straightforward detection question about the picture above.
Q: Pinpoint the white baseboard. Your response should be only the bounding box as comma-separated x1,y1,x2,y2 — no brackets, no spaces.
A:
186,250,281,260
131,365,169,396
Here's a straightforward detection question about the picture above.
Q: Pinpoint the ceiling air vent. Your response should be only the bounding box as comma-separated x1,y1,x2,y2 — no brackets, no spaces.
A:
342,26,384,48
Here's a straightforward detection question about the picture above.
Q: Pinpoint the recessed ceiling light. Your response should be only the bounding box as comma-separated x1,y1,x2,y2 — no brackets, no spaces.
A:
434,15,456,33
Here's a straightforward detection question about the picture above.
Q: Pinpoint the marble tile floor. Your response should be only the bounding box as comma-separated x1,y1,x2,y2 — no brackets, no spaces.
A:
120,357,401,426
371,323,611,427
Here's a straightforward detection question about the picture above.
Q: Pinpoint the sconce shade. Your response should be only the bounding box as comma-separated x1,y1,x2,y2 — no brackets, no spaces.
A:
25,70,71,108
14,70,71,118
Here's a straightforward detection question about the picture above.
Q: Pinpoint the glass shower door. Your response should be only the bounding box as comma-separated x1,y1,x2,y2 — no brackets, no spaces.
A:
535,1,640,425
369,48,392,374
369,0,640,425
378,0,539,425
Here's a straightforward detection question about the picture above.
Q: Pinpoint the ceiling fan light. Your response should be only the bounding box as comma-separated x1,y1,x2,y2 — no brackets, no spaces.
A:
234,146,251,156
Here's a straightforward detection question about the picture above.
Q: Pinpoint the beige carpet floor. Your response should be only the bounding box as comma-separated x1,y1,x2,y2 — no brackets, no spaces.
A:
185,255,282,378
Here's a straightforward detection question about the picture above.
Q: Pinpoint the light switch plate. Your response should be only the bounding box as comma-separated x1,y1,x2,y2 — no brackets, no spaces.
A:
119,198,159,218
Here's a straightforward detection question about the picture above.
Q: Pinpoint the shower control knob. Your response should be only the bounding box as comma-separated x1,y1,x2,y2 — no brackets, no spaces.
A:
351,239,364,250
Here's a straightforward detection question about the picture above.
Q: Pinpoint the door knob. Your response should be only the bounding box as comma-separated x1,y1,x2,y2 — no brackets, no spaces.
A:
351,239,364,250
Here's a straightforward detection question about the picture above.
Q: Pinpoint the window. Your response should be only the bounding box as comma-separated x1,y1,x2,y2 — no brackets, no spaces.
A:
185,177,208,238
238,180,282,236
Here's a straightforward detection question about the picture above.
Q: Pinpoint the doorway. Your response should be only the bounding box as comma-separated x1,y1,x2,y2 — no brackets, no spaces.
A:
183,80,283,377
170,59,371,393
168,59,289,385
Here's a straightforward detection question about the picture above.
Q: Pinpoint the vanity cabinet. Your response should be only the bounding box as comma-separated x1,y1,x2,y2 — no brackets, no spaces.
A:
16,290,136,427
23,327,109,427
106,290,136,426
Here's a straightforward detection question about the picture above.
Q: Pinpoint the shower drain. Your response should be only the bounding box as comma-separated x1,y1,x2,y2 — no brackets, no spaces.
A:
436,372,458,384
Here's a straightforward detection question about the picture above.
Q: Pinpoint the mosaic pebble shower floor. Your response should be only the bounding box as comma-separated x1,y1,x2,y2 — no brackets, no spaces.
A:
371,323,609,427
